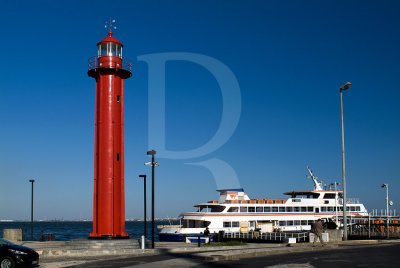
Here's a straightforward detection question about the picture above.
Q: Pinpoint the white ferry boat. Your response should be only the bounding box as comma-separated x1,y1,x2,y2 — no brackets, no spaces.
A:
158,167,368,241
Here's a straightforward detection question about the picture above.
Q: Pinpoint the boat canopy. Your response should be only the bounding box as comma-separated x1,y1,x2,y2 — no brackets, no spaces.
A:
217,188,244,193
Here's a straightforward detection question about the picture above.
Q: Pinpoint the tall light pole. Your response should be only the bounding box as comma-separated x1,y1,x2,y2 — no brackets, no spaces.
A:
29,179,35,241
139,174,147,239
381,183,390,239
340,81,352,240
145,150,159,249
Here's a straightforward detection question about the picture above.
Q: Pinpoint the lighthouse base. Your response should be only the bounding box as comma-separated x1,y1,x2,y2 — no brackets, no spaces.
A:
88,234,130,240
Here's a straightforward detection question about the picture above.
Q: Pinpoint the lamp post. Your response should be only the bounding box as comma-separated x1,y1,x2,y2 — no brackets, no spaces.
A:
340,81,352,241
29,179,35,241
139,174,147,239
381,183,390,239
145,150,159,249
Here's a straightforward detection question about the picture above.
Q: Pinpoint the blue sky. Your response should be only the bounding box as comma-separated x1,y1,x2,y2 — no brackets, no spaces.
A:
0,0,399,220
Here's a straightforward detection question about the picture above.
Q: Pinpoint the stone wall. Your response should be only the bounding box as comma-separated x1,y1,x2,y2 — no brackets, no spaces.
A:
3,228,23,241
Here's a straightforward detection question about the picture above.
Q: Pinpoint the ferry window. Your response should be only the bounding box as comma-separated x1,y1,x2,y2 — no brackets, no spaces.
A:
301,207,307,212
240,207,247,213
287,221,294,226
256,207,263,213
301,220,307,225
338,207,343,211
196,220,205,228
328,207,334,212
197,206,210,212
294,207,300,212
308,220,315,225
211,206,225,212
321,207,327,212
350,206,356,212
324,193,336,199
286,207,293,212
183,220,208,228
228,207,239,213
232,222,239,227
294,220,300,226
346,207,350,212
248,207,255,213
264,207,271,212
279,207,285,212
187,220,201,228
223,222,231,228
307,207,314,212
324,200,329,204
355,206,360,212
292,199,301,202
272,207,278,212
279,221,286,226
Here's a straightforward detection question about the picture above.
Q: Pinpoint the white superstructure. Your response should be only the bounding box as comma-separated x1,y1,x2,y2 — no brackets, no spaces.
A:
158,168,368,241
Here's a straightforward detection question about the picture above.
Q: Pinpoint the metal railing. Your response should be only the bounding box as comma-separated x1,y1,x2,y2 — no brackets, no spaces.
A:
347,215,400,239
346,198,360,204
88,56,132,72
224,231,309,242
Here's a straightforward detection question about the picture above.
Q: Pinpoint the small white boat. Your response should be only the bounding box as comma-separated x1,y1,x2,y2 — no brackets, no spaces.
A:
158,167,368,242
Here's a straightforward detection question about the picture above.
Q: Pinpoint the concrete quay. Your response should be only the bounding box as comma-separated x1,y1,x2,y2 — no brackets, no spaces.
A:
19,239,400,267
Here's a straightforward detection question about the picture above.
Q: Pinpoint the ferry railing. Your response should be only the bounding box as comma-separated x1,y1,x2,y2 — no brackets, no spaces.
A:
157,224,182,229
338,198,360,205
346,198,360,204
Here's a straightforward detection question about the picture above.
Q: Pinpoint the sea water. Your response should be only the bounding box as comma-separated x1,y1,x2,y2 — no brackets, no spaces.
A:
0,220,177,241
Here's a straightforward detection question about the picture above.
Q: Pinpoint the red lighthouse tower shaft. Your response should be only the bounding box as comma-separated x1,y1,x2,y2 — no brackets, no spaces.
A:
88,29,131,239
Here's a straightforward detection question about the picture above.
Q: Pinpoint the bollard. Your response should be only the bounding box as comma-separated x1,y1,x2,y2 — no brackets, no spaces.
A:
141,235,145,250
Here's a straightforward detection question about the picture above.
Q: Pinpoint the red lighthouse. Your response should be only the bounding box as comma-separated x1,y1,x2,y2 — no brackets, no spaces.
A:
88,25,131,239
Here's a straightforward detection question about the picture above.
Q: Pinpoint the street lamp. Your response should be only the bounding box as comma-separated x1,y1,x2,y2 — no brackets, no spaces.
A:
138,174,147,239
381,183,390,239
340,81,352,241
29,179,35,241
145,150,159,249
